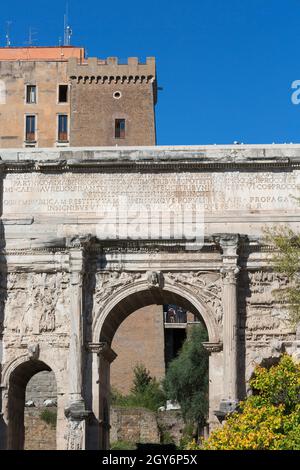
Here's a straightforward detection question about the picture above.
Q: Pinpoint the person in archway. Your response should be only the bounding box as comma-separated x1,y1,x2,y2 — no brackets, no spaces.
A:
167,307,176,323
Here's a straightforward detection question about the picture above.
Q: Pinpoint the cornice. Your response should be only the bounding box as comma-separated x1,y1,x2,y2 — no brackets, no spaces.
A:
0,156,298,173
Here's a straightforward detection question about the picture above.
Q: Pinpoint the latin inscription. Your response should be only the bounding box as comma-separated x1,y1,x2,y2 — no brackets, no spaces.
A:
3,171,300,215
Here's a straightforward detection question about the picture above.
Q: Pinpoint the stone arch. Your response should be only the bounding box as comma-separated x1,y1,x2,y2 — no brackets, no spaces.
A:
91,277,222,448
2,356,58,449
93,279,221,345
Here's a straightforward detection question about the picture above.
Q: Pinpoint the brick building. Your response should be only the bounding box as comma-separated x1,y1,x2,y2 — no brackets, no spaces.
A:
0,46,156,148
0,45,193,393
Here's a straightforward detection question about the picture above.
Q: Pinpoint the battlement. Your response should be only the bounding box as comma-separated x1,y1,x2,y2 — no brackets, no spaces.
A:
68,56,156,83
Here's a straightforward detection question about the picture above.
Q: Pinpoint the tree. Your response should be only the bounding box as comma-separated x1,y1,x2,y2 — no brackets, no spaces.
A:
265,226,300,326
111,363,166,412
188,355,300,450
131,364,152,394
163,324,209,429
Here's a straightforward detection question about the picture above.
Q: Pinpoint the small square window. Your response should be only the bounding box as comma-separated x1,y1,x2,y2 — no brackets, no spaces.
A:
26,85,36,104
115,119,125,139
58,85,68,103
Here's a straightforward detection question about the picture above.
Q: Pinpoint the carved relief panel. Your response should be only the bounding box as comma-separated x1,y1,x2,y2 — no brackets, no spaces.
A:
245,271,293,342
3,272,70,340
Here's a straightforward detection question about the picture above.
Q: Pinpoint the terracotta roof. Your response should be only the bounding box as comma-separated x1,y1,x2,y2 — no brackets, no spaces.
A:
0,46,85,61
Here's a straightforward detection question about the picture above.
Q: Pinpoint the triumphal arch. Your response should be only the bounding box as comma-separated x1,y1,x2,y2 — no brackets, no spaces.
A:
0,144,300,449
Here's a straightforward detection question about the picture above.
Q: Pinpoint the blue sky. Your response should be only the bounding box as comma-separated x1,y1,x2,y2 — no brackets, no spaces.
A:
1,0,300,145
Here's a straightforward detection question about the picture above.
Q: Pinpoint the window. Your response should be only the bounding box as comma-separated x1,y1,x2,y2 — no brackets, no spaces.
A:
25,115,36,142
58,115,68,142
26,85,36,104
58,85,68,103
115,119,125,139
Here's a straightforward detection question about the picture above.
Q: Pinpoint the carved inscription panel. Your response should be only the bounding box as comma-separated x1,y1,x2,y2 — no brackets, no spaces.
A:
3,171,300,216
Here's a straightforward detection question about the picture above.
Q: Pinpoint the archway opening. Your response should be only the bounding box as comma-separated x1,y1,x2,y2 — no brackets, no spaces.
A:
7,359,57,450
111,304,200,395
97,286,214,449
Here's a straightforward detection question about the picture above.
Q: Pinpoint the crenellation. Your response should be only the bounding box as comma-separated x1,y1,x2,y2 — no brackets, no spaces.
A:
67,56,156,82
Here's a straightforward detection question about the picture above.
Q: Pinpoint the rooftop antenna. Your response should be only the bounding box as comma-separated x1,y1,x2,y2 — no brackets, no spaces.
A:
5,21,12,47
27,27,38,46
64,2,72,46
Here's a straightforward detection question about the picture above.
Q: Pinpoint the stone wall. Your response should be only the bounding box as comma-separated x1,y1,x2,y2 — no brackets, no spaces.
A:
157,410,185,446
26,371,57,406
24,407,56,450
110,407,185,447
111,305,165,394
110,407,160,444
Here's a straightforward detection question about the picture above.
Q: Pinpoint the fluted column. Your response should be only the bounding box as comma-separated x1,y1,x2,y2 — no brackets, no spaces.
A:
65,238,91,450
214,234,240,413
221,265,240,401
69,249,84,403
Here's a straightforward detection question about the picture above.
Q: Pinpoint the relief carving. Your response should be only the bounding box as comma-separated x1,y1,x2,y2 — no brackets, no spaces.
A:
146,271,162,288
246,271,292,339
165,271,223,326
248,271,288,304
65,420,84,450
92,271,142,324
4,272,70,336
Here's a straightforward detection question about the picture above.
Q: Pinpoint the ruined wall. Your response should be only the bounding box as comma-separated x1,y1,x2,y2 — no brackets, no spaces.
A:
110,407,160,444
24,407,56,450
111,305,165,394
110,408,185,447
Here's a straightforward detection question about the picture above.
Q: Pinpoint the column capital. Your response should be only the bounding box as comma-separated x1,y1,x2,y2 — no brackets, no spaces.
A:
86,342,117,363
220,266,240,284
202,341,223,354
65,399,91,422
213,233,240,257
66,234,97,250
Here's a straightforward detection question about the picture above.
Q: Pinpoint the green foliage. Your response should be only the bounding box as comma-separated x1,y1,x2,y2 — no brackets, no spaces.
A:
250,354,300,412
110,440,137,450
163,324,209,427
188,355,300,450
159,427,175,445
131,364,152,394
178,423,197,450
111,364,166,412
40,409,57,428
265,226,300,325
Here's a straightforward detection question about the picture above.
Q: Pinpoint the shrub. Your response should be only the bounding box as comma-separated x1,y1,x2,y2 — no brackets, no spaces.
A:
40,409,57,428
188,355,300,450
110,440,137,450
110,365,166,412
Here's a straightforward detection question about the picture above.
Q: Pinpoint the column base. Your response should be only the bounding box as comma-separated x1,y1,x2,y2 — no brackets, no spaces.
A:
214,399,239,422
64,400,92,450
65,399,91,421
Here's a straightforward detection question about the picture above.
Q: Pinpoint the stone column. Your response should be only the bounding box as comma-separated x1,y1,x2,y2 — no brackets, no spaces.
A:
65,240,91,449
214,234,240,415
221,265,240,402
202,341,223,430
87,342,117,450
